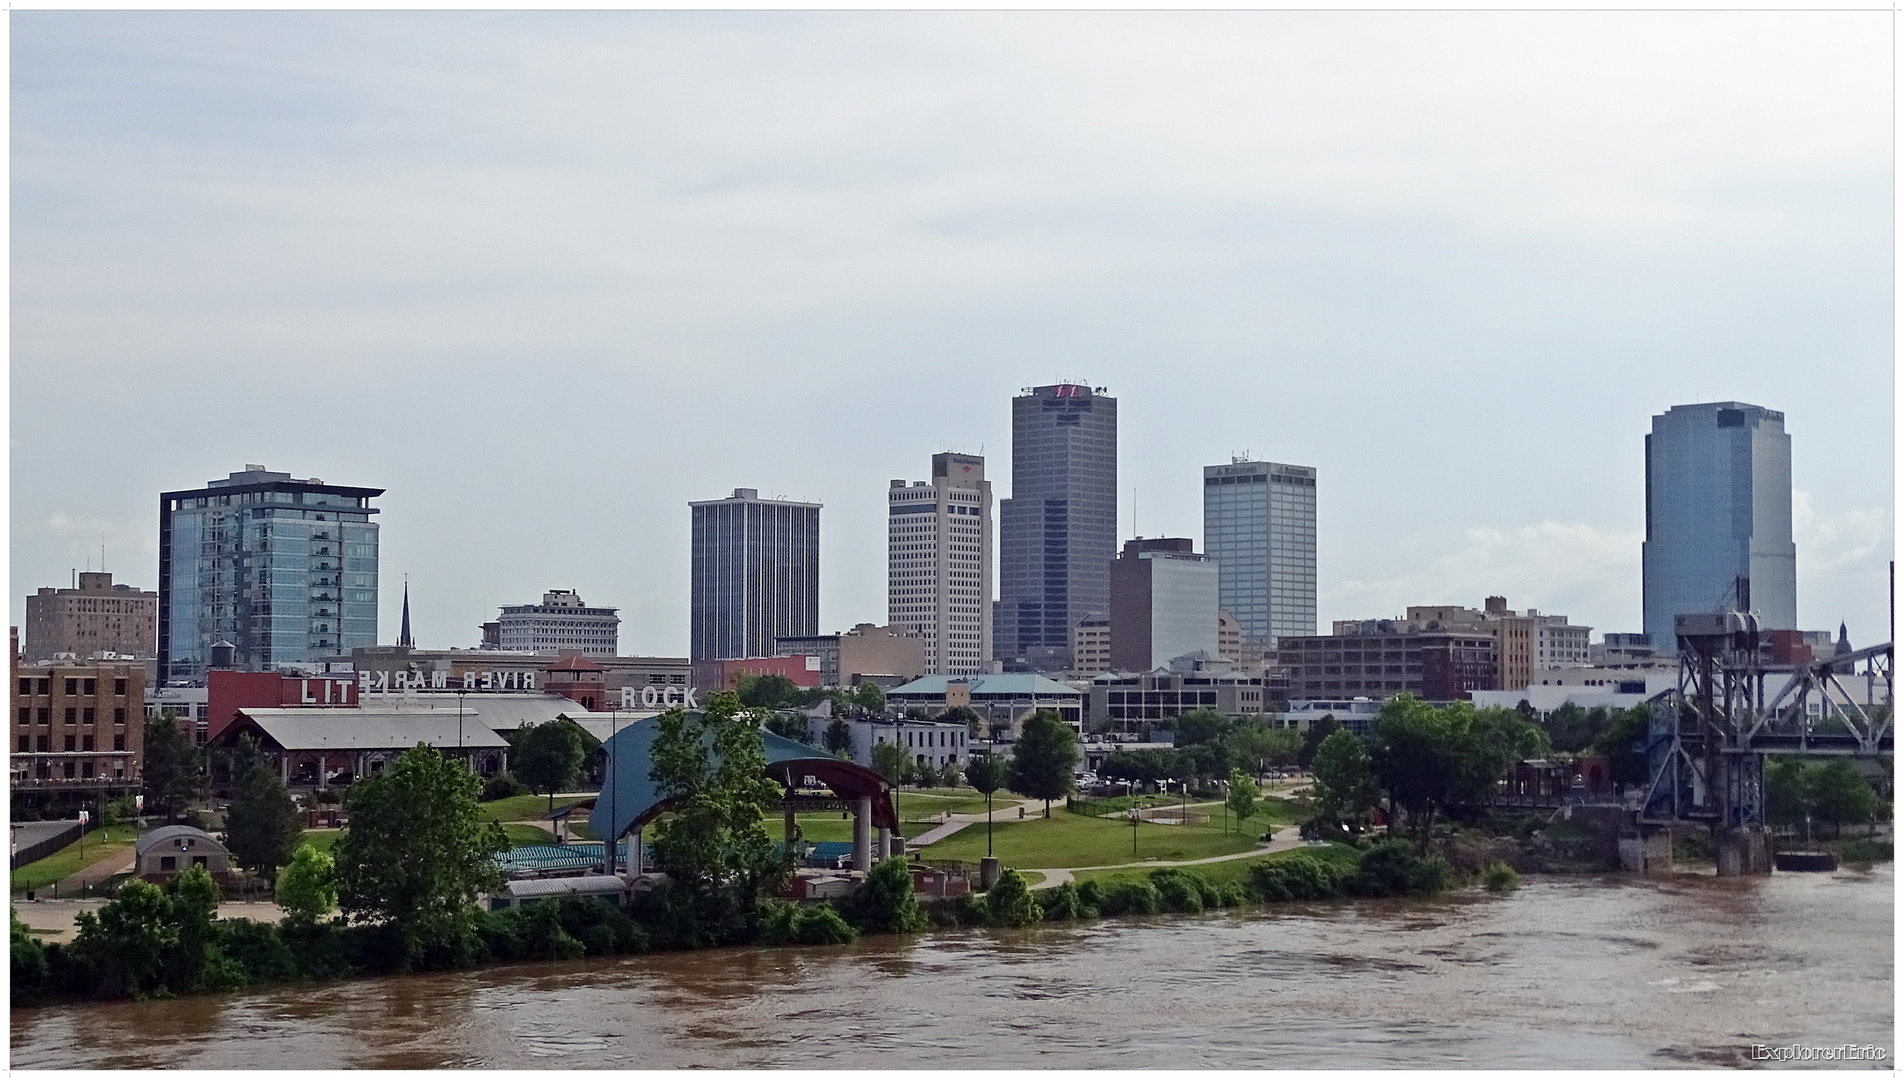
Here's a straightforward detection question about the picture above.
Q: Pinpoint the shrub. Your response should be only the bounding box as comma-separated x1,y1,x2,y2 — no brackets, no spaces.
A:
1836,838,1893,865
1212,883,1250,908
550,896,648,956
279,918,358,981
481,772,529,802
1035,881,1097,921
1074,879,1106,913
12,910,49,1002
1095,880,1162,916
838,857,928,934
217,918,299,983
1147,868,1208,914
1247,853,1351,902
985,869,1044,927
757,900,860,946
1349,840,1452,898
479,904,583,962
1481,862,1521,892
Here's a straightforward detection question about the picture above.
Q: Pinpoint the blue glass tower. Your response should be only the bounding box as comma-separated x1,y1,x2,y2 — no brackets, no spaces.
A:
1641,402,1796,648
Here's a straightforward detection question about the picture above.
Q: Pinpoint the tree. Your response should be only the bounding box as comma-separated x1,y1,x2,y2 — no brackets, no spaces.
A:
1808,760,1880,837
1542,702,1608,754
871,741,912,786
70,879,176,998
1225,768,1259,834
1172,741,1231,790
762,711,813,745
935,705,983,738
142,710,209,823
1310,729,1377,827
1101,747,1174,785
333,744,509,966
1296,714,1340,770
1172,707,1234,748
1369,696,1542,852
1591,706,1653,790
1226,724,1298,778
1008,709,1078,817
511,718,590,812
225,762,305,888
645,693,789,947
275,843,338,925
964,752,1009,858
823,717,853,756
850,682,887,718
736,673,805,709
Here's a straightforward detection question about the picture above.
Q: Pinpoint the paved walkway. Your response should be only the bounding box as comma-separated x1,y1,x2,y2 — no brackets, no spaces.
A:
1026,825,1307,890
907,797,1044,847
13,899,290,944
54,845,138,894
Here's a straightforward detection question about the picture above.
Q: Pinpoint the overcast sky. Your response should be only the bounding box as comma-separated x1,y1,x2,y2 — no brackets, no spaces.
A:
10,10,1895,657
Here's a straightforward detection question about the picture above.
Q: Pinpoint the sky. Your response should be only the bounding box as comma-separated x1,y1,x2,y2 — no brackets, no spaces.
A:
10,10,1895,658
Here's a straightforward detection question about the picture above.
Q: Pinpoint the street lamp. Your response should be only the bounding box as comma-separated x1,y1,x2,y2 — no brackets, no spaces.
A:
607,705,619,875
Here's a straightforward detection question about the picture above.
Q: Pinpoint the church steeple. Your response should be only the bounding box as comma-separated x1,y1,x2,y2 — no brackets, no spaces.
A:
399,577,414,649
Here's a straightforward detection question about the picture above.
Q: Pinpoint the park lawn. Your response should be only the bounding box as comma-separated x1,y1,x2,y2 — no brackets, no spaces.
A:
920,810,1265,869
502,823,557,845
893,790,996,818
297,829,344,855
477,794,567,822
1068,842,1360,891
10,824,140,894
783,812,936,844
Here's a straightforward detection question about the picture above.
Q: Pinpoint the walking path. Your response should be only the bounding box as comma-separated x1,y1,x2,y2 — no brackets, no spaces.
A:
1025,825,1307,890
907,797,1045,847
56,846,137,894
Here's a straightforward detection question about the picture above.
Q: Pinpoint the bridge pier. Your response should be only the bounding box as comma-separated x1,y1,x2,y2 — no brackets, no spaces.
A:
1620,828,1675,874
1714,826,1772,876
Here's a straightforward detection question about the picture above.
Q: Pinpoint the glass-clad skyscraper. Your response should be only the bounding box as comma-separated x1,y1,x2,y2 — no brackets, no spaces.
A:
158,466,381,683
995,383,1117,671
689,488,821,661
1202,459,1317,644
1642,402,1796,648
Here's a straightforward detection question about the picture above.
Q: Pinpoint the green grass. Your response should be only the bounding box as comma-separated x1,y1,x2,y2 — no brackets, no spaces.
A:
921,808,1267,868
478,793,568,822
502,823,557,845
894,790,998,818
1068,842,1360,890
10,825,140,894
297,829,344,855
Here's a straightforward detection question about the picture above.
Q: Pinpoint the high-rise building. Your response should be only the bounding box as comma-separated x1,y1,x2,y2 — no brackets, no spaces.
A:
158,466,381,684
689,488,820,662
497,590,621,656
996,383,1117,671
1642,402,1797,648
25,573,157,662
1109,538,1221,672
886,453,994,676
1202,459,1317,645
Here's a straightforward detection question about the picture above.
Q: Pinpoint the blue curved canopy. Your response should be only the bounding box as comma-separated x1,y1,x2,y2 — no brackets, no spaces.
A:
584,714,897,842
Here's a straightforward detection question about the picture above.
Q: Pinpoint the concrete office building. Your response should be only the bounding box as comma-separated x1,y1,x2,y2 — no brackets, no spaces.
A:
26,573,158,663
1109,538,1220,673
1278,621,1497,701
496,590,620,657
886,453,994,675
775,623,927,686
689,488,821,662
1089,667,1269,737
1072,617,1111,676
1642,402,1797,648
1202,459,1317,645
1403,599,1589,694
159,466,381,684
996,383,1117,672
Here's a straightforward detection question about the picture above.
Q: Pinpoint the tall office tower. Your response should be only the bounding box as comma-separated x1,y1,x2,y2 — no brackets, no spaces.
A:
690,488,821,662
1642,402,1797,648
1202,459,1317,644
1109,538,1220,671
887,453,994,675
158,465,381,684
996,383,1117,671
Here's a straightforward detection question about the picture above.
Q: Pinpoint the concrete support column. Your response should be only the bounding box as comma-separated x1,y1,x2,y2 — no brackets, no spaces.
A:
876,826,892,861
632,827,644,876
280,754,290,784
785,801,797,845
317,755,328,791
853,796,873,872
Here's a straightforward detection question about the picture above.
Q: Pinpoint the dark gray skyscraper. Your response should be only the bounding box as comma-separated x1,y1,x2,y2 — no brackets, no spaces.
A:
1641,401,1796,648
689,488,821,662
995,383,1117,671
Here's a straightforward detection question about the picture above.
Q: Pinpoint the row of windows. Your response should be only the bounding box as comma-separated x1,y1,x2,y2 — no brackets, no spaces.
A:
17,678,129,697
16,733,128,751
17,707,129,725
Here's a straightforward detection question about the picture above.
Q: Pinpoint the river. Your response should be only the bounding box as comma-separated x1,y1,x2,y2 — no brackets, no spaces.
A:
10,865,1892,1069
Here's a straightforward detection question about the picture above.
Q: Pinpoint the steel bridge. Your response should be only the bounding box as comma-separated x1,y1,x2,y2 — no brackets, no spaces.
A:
1636,612,1891,875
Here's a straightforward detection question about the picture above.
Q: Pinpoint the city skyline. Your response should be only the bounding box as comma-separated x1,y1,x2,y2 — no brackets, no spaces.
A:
10,11,1893,655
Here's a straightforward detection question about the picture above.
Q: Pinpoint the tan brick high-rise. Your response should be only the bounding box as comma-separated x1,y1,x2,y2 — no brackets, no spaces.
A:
25,572,156,662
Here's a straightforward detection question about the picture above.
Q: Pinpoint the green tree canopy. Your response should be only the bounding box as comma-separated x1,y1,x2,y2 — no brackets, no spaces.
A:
1590,706,1653,789
1225,724,1300,777
225,762,305,886
1807,760,1881,837
1172,707,1235,748
275,842,338,925
850,682,887,717
334,744,509,966
510,718,591,811
1225,767,1259,833
1310,728,1377,827
823,716,853,756
646,693,789,947
871,740,913,786
1100,747,1175,784
1369,696,1543,851
142,710,209,823
964,752,1009,857
1296,714,1341,769
1008,709,1079,817
762,711,814,745
935,705,984,738
736,673,806,709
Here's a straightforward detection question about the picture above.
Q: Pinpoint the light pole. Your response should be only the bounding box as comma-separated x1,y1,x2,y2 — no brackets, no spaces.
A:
456,689,468,760
607,705,619,875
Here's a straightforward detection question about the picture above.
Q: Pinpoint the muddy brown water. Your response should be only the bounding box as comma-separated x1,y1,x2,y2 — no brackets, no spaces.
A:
10,865,1892,1069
